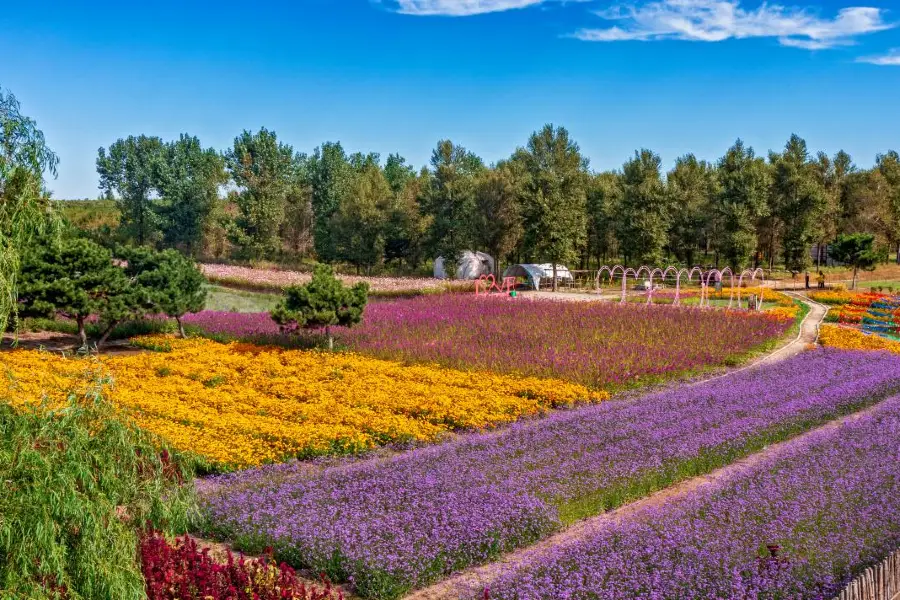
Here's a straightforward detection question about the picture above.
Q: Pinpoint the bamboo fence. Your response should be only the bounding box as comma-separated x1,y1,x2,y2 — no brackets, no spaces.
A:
835,549,900,600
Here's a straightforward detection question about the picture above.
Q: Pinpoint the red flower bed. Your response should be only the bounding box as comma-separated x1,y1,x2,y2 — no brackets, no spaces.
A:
140,530,341,600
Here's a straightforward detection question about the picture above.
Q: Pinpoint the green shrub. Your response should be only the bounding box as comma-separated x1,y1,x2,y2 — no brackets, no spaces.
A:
0,384,196,599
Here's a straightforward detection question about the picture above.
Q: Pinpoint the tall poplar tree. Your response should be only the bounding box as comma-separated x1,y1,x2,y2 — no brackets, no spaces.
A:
471,161,524,273
307,142,352,262
97,135,166,246
515,125,588,290
770,135,826,273
616,149,667,266
156,134,226,255
667,154,718,266
586,171,621,267
876,151,900,262
331,162,392,273
225,128,296,259
715,140,770,269
419,140,483,275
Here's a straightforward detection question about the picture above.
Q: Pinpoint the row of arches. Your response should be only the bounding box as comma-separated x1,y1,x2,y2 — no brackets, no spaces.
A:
595,266,767,309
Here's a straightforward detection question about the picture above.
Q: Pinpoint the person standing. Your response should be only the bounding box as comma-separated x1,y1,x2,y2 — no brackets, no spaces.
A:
805,271,810,289
817,270,826,289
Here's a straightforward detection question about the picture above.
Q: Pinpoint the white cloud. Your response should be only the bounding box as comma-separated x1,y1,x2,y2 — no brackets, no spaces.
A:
573,1,894,50
857,49,900,65
393,0,547,16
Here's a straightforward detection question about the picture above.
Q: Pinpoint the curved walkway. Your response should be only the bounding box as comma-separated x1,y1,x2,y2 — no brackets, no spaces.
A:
404,294,830,600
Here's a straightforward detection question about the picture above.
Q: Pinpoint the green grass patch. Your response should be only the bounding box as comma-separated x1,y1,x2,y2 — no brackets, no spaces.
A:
203,284,282,313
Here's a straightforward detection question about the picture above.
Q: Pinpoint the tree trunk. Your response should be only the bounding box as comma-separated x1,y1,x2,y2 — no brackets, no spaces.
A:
176,316,186,339
77,316,87,348
326,326,334,351
552,262,558,292
97,320,119,350
852,266,858,291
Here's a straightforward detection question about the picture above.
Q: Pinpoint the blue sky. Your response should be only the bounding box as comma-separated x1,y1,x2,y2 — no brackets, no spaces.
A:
2,0,899,198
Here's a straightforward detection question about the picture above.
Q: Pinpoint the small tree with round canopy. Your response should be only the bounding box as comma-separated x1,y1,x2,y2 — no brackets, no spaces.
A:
270,264,368,350
829,233,880,290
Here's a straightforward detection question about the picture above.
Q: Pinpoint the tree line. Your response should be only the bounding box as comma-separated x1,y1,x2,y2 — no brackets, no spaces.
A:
93,127,900,278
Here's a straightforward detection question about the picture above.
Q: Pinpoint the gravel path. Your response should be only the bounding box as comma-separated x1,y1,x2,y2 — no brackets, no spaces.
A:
403,294,831,600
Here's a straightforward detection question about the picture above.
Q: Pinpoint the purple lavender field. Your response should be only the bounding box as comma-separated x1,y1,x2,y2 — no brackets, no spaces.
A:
184,294,791,387
199,349,900,599
488,393,900,600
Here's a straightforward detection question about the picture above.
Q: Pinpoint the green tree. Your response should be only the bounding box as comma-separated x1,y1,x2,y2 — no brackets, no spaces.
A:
156,134,226,255
384,171,429,270
715,140,770,269
97,135,167,246
331,162,392,273
876,151,900,262
0,85,60,333
419,140,484,276
616,149,667,266
384,153,416,195
281,157,315,257
813,150,854,268
514,125,588,289
667,155,718,266
270,264,368,350
225,128,296,259
308,142,353,262
471,161,524,273
120,247,206,337
770,135,826,273
586,171,622,267
830,233,879,289
0,393,194,599
18,238,140,347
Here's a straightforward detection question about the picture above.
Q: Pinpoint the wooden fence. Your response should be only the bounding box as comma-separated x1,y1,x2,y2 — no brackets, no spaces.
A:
835,549,900,600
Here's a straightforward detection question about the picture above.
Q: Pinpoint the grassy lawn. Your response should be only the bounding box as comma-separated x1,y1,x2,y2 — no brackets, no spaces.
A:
853,280,900,291
203,285,281,313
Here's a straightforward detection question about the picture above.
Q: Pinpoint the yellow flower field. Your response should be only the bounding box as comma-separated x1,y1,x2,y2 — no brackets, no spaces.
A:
707,286,794,306
0,337,607,469
819,324,900,354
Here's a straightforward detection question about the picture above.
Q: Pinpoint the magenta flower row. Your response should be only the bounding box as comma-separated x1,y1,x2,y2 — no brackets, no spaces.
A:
183,295,791,387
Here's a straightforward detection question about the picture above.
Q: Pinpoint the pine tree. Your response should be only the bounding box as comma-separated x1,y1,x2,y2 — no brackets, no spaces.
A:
270,264,368,350
18,238,140,347
120,247,206,337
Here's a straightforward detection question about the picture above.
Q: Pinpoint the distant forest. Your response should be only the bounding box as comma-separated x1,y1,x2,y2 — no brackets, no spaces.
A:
56,126,900,276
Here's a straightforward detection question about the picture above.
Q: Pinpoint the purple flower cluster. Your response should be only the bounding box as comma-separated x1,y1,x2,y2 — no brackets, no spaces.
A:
184,295,791,387
488,393,900,600
199,349,900,599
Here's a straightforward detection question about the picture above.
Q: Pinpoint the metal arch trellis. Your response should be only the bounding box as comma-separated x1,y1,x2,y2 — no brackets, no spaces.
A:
595,265,769,308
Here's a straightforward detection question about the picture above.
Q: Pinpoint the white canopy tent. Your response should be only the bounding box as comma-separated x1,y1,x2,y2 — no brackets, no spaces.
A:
503,263,573,291
433,251,496,280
